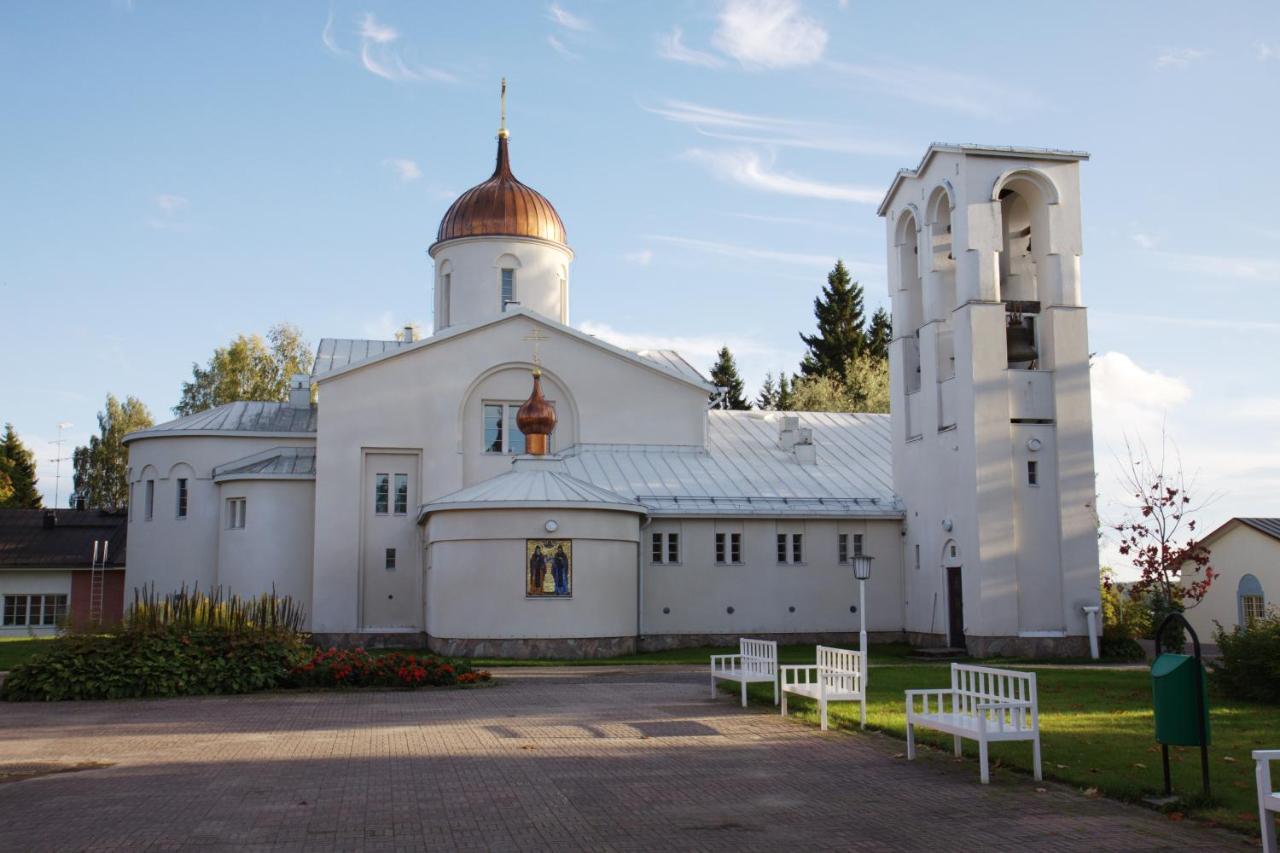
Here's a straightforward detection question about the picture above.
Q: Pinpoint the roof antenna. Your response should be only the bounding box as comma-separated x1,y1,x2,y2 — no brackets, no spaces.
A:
498,77,509,140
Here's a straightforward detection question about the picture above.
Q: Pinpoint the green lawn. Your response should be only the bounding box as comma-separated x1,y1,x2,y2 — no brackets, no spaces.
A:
0,637,57,670
736,661,1275,838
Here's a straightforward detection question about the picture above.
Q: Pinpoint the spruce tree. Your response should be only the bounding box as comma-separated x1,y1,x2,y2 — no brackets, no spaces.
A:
867,307,893,360
755,373,779,410
0,423,41,508
776,373,795,412
708,346,749,410
799,259,868,382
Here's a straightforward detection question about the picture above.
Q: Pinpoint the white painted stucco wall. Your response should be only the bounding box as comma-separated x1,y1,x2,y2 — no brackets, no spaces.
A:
1184,523,1279,640
430,236,572,332
215,478,315,619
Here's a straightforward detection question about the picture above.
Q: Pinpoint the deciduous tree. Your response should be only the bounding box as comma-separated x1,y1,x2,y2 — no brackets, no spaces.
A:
175,323,313,416
72,395,154,510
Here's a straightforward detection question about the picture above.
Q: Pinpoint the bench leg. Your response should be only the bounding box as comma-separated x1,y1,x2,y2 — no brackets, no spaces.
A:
1260,759,1277,853
780,689,787,717
741,680,747,708
979,738,990,784
1032,736,1043,782
773,679,779,706
906,721,915,761
820,697,828,732
860,696,866,731
953,735,962,757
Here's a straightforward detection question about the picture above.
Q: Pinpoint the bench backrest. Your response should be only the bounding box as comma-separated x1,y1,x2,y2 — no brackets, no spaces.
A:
816,645,863,693
739,638,778,675
950,663,1037,719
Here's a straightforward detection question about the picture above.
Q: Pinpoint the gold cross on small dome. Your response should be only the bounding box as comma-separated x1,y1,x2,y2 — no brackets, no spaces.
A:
523,326,549,367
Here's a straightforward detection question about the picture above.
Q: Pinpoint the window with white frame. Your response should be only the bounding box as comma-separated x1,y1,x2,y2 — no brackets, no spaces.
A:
715,532,743,565
226,497,246,530
777,528,804,564
374,473,389,514
440,272,451,327
1027,460,1039,486
483,401,553,454
176,478,189,518
501,268,516,307
394,473,409,515
651,531,680,564
1242,595,1265,624
145,479,155,521
3,594,68,627
385,548,397,570
839,532,865,564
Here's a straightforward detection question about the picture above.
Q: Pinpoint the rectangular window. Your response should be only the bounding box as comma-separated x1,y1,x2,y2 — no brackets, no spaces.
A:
914,543,921,570
505,406,527,455
374,473,389,514
730,532,742,564
3,594,29,626
385,548,397,570
227,498,246,530
39,594,67,626
441,272,451,327
176,478,188,518
501,268,515,306
1243,594,1265,624
1027,460,1039,486
651,532,663,563
651,532,679,564
792,533,803,564
715,533,726,564
777,533,788,564
854,533,864,557
667,533,680,564
145,479,155,520
838,533,849,564
394,474,408,515
483,403,504,453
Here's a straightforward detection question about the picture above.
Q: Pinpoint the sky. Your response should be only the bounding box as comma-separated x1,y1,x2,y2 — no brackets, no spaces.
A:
2,1,1279,573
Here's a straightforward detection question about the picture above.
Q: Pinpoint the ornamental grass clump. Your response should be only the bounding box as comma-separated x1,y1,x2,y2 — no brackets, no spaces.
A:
288,648,491,689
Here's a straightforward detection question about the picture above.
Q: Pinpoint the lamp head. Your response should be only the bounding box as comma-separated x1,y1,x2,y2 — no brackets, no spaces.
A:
853,554,873,581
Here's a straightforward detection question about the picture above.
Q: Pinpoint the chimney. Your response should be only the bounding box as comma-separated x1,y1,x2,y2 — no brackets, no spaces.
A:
42,510,57,529
793,428,817,465
402,324,417,343
778,416,801,450
289,374,311,408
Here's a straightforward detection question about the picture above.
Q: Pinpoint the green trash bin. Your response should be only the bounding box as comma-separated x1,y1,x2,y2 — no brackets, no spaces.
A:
1151,653,1211,747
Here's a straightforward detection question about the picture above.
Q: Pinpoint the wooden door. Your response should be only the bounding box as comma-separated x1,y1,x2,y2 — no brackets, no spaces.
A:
946,566,965,649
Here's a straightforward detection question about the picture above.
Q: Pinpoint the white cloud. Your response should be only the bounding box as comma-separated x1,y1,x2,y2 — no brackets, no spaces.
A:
1090,352,1191,450
1154,47,1207,69
646,233,880,271
826,60,1043,120
357,14,455,83
383,158,423,182
1130,232,1158,250
148,193,190,230
712,0,828,69
624,249,653,266
657,27,726,68
547,34,580,60
1258,42,1279,61
321,6,344,55
644,98,909,157
547,3,590,31
683,147,883,204
1155,250,1280,282
152,194,188,215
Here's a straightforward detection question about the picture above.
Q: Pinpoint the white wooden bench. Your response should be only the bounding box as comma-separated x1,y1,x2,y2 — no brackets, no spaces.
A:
710,638,778,707
1257,749,1280,853
905,662,1041,784
781,645,866,731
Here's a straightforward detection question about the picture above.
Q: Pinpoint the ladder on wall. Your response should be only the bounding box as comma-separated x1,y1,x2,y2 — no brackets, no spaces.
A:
89,540,107,625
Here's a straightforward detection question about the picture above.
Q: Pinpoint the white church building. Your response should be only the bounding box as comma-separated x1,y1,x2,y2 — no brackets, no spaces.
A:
122,121,1101,658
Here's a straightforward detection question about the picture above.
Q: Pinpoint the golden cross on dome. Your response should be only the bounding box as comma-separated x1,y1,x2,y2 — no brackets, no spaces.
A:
498,77,509,139
523,326,549,367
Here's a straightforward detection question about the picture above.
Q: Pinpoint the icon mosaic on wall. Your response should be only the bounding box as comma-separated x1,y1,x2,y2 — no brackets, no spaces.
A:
526,539,571,597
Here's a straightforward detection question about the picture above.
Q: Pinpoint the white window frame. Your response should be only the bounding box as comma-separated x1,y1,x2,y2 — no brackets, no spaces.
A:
776,528,804,565
651,530,681,565
1242,594,1265,624
4,593,69,627
176,477,189,519
483,400,554,455
715,531,743,565
393,473,409,515
440,271,451,328
501,267,516,308
385,547,397,571
1027,460,1039,486
226,497,246,530
374,473,390,515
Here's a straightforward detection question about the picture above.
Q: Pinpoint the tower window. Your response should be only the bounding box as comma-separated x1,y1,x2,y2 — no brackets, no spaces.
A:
226,498,246,530
1027,460,1039,486
441,272,451,327
145,480,154,521
394,474,408,515
914,544,921,570
176,478,188,518
839,533,849,564
501,268,516,307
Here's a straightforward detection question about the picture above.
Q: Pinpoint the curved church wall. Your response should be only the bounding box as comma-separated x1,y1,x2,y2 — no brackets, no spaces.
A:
424,507,640,657
430,236,571,332
216,479,315,617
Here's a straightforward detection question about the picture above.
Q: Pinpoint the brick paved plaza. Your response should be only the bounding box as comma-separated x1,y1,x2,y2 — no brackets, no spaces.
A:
0,666,1248,851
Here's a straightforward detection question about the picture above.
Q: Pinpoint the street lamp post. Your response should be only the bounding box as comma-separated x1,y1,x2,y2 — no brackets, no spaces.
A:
853,554,873,675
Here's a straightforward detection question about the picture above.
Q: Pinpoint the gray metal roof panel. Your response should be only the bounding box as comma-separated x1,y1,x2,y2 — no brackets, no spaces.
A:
1238,518,1280,542
125,401,318,443
212,446,317,481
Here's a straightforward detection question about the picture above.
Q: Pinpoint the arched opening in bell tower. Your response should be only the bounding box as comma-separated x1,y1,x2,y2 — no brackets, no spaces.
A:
926,187,956,382
895,210,923,394
994,172,1054,370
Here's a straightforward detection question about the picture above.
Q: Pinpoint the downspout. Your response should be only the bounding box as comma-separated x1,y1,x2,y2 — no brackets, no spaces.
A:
637,513,652,649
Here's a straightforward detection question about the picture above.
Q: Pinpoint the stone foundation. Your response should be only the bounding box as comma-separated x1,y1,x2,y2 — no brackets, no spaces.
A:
905,631,949,649
428,635,638,660
638,631,905,652
964,634,1091,659
310,632,429,650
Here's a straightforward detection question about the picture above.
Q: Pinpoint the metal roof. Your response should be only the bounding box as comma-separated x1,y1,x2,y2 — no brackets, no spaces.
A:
0,509,127,569
213,447,317,483
311,338,412,377
557,410,900,518
124,401,317,444
633,350,708,385
1237,518,1280,542
420,465,644,519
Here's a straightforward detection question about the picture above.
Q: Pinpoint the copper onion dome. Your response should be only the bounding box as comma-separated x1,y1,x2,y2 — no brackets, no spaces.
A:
434,135,567,247
516,368,557,456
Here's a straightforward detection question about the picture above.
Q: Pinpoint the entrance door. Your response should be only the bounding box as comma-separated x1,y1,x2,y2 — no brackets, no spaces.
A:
946,566,965,649
362,453,421,630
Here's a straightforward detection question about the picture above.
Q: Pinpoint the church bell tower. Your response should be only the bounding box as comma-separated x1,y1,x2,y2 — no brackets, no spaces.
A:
878,144,1100,657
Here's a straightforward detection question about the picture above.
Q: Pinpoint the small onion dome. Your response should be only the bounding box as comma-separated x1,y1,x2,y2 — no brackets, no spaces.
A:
516,368,557,456
434,135,567,247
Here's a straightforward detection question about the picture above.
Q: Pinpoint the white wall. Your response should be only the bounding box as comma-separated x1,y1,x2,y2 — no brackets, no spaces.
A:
0,571,71,637
1184,523,1279,640
641,518,905,636
425,507,640,640
216,479,315,620
430,236,572,332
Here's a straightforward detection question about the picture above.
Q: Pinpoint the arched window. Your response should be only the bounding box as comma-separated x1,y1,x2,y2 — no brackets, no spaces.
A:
436,260,453,330
1238,573,1266,625
495,253,522,311
895,210,922,393
994,171,1057,369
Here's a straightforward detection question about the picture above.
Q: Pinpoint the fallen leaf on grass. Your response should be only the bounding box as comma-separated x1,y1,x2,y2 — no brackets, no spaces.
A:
1132,763,1147,769
1167,812,1185,822
1082,787,1101,798
1222,756,1236,762
1035,787,1047,793
892,752,905,759
1054,763,1069,769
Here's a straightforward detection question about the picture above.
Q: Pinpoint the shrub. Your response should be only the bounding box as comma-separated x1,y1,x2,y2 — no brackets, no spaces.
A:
0,627,310,701
1100,624,1145,661
1211,611,1280,704
287,648,490,689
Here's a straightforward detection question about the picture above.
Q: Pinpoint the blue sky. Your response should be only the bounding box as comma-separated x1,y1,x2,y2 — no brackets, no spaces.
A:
2,1,1279,569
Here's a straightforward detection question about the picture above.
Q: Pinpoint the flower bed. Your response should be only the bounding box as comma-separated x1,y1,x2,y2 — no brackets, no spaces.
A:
288,647,491,689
